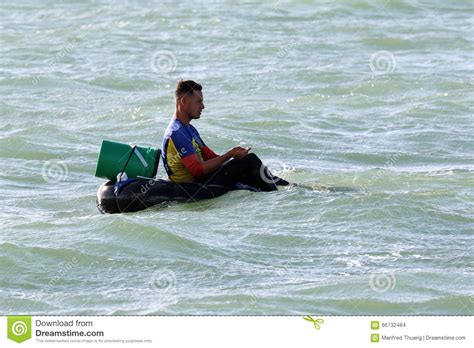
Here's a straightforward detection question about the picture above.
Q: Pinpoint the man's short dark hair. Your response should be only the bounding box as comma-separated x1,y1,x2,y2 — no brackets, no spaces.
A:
175,80,202,100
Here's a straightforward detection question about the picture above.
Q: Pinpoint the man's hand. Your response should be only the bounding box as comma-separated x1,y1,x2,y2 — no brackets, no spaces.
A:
198,146,252,176
230,146,251,159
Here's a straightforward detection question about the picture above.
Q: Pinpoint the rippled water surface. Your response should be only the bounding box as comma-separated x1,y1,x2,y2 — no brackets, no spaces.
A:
1,0,473,314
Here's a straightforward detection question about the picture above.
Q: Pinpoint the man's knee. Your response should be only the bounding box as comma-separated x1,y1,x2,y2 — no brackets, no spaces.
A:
242,152,261,164
229,153,263,172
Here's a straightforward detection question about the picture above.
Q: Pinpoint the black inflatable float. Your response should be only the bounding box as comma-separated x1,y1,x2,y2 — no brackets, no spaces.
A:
96,179,258,214
94,140,287,214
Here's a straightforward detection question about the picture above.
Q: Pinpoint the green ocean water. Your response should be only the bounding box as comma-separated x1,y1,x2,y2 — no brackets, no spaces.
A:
0,0,473,315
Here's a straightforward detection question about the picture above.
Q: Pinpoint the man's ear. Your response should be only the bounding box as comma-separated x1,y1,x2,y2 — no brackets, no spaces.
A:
178,96,187,107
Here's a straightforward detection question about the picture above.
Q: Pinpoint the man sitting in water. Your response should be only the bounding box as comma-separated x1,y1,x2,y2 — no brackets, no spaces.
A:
161,80,289,191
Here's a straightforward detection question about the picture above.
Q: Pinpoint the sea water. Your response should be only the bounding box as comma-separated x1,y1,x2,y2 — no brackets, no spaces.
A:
0,0,472,314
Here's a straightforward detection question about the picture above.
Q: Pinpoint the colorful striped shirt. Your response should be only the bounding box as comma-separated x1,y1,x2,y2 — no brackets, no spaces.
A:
162,117,218,182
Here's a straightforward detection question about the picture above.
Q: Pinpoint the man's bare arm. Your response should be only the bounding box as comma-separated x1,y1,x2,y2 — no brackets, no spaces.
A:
200,147,251,175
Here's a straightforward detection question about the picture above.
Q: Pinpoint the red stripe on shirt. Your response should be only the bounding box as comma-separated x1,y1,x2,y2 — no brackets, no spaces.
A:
201,146,218,161
182,154,204,178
